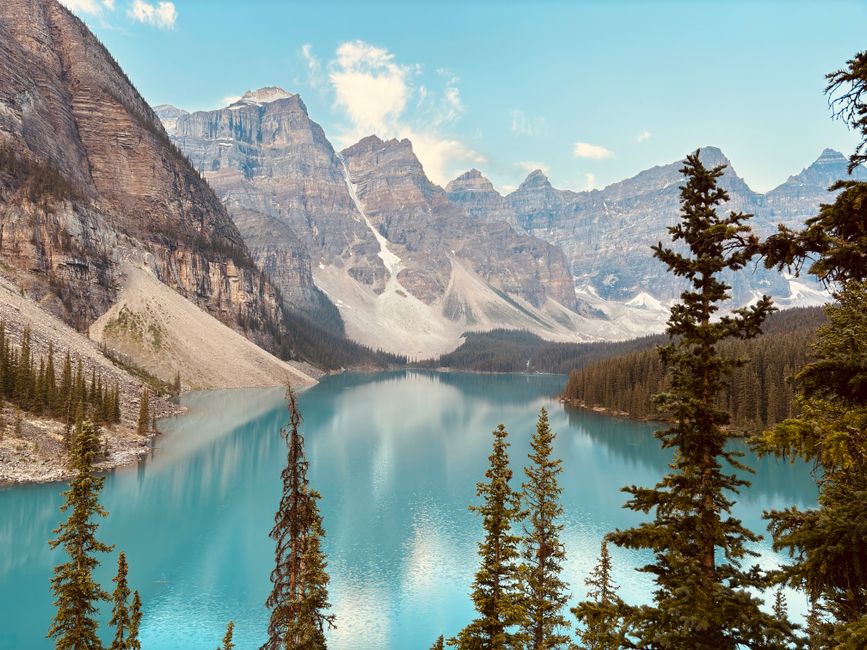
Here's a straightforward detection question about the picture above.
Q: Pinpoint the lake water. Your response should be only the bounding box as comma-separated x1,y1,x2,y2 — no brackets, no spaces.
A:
0,371,817,649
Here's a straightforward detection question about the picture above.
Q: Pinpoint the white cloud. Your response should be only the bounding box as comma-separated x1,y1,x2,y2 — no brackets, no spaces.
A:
300,43,324,89
637,130,652,143
59,0,114,15
510,110,545,136
220,95,242,107
584,173,597,190
326,40,483,185
330,40,409,137
572,142,614,159
128,0,176,29
516,160,550,176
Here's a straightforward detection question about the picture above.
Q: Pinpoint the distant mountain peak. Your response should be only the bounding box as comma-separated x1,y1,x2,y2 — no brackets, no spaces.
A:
445,169,497,194
772,147,867,192
696,145,731,167
233,86,295,106
519,169,552,190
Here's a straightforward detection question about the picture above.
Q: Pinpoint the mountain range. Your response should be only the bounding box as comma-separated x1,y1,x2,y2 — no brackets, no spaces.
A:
1,0,862,373
156,91,863,356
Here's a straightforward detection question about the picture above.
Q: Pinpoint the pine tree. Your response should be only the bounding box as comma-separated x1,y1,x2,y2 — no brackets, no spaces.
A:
136,389,149,436
128,591,142,650
15,326,32,408
60,351,72,422
173,371,181,396
430,635,445,650
519,408,569,648
595,151,791,648
45,341,57,413
756,50,867,646
47,415,113,649
109,552,132,650
573,542,626,650
450,424,525,649
219,621,235,650
262,385,334,650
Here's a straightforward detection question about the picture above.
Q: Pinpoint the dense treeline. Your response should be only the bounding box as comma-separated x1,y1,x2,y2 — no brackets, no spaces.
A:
279,308,407,370
417,328,667,374
563,306,826,429
0,322,121,428
418,305,825,377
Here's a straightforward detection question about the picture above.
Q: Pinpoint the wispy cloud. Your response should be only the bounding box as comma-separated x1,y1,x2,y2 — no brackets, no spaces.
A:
516,160,550,176
584,173,597,190
325,40,484,185
510,110,545,136
128,0,177,30
637,130,652,143
572,142,614,159
220,94,242,107
300,43,324,89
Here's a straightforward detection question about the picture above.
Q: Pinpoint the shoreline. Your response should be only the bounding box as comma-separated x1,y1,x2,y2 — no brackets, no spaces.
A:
0,400,183,487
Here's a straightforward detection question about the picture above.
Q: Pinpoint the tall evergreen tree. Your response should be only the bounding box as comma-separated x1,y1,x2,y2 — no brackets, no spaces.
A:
450,424,525,649
262,385,334,650
15,325,32,408
219,621,235,650
430,635,445,650
109,552,132,650
573,541,626,650
48,415,113,649
136,389,149,437
128,591,142,650
756,50,867,647
592,151,791,648
519,408,569,648
45,341,57,413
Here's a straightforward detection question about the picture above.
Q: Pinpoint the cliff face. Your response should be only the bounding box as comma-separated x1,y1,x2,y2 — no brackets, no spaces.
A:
0,0,282,345
161,91,382,330
161,93,588,355
501,147,859,304
341,136,577,310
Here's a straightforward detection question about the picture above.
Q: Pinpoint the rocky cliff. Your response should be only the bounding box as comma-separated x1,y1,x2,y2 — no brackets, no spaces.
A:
0,0,283,347
160,92,594,356
483,147,861,305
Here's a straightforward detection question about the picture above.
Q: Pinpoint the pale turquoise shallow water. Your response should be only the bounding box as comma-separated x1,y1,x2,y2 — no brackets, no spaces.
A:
0,371,816,649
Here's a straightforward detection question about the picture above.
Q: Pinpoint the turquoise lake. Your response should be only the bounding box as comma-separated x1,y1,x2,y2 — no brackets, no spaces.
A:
0,371,817,649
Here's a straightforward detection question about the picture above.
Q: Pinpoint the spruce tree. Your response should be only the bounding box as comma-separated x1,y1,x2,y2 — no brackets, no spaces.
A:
15,326,32,408
595,151,790,648
136,389,149,436
519,408,569,648
450,424,525,649
128,591,142,650
46,341,57,413
430,635,445,650
60,351,72,422
47,415,113,649
263,385,334,650
219,621,235,650
756,49,867,647
573,541,626,650
109,552,132,650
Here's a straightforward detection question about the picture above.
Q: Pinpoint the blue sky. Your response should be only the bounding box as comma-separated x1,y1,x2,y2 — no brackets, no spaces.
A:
64,0,866,192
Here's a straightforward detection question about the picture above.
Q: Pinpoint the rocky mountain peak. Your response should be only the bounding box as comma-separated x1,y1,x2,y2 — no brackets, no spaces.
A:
771,147,867,195
696,145,731,167
518,169,553,191
445,169,498,194
153,104,188,136
234,86,295,106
